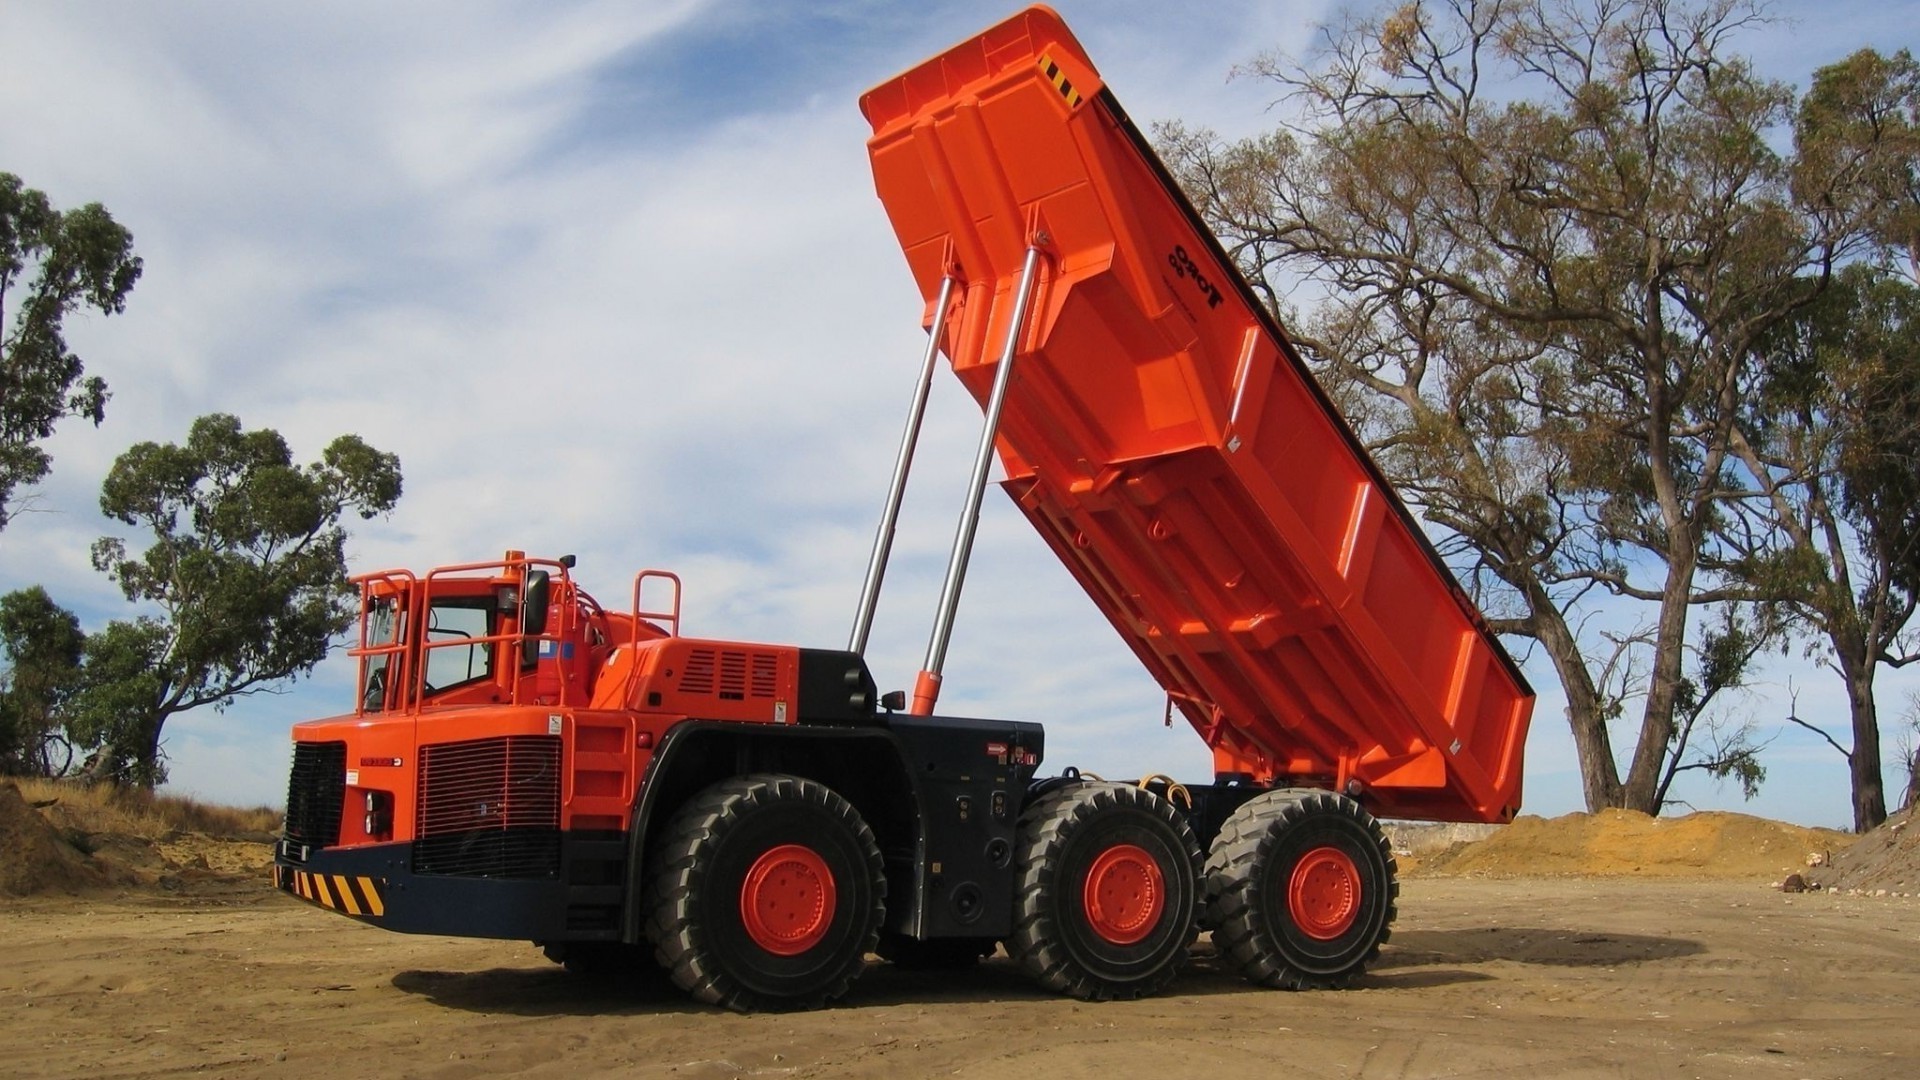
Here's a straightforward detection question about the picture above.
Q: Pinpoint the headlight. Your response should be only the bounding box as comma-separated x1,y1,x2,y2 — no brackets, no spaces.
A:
363,790,393,838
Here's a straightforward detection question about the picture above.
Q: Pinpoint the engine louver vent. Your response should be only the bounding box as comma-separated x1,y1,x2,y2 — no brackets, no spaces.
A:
679,647,780,702
719,652,747,699
681,649,716,695
752,652,778,698
284,740,347,850
413,735,561,879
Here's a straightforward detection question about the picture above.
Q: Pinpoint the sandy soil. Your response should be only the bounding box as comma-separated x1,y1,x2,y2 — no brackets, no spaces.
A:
1411,809,1854,881
4,876,1915,1080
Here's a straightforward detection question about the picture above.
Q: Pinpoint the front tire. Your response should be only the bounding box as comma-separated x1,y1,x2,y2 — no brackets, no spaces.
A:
1205,788,1397,989
1007,782,1201,1000
644,774,885,1011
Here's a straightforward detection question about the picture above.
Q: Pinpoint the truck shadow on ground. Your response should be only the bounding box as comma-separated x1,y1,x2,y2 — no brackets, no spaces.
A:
1378,927,1705,970
396,931,1674,1017
391,965,702,1017
390,949,1347,1016
392,956,1150,1016
389,928,1703,1016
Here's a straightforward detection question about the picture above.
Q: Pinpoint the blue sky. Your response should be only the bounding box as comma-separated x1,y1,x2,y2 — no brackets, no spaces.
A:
3,0,1918,828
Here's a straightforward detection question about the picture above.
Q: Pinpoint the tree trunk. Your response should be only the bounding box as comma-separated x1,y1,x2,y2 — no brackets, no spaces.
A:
1843,663,1888,833
1524,577,1622,810
134,710,167,790
1620,554,1699,813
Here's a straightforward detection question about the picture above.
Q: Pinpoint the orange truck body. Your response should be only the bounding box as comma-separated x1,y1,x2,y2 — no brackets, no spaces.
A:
863,6,1531,823
271,6,1534,1010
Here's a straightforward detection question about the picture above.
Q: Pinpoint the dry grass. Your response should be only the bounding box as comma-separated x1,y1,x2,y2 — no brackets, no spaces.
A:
8,777,279,840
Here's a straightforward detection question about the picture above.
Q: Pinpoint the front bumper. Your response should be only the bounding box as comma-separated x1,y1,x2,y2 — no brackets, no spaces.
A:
271,837,581,940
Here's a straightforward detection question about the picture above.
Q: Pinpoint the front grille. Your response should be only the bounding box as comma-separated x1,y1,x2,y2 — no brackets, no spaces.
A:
413,736,562,878
284,741,347,850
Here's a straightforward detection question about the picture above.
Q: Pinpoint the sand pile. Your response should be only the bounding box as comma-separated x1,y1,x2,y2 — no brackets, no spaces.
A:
0,781,268,898
1414,808,1853,880
1808,804,1920,893
0,782,119,895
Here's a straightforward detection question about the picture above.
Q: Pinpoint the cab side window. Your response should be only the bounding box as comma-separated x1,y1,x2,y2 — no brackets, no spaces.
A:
423,599,493,690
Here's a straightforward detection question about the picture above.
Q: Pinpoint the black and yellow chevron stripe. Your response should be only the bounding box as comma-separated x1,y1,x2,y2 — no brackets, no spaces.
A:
277,865,386,918
1037,52,1082,109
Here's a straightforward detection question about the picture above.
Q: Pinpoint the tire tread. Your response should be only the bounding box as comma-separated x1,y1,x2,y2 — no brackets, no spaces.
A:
1204,788,1397,990
1008,782,1201,1001
644,773,884,1011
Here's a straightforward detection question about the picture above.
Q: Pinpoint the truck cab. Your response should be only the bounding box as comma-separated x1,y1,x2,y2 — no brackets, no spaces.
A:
352,552,633,717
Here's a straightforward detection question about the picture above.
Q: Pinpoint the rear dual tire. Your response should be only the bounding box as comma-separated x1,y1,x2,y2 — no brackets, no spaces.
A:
1007,782,1202,1000
1205,788,1397,989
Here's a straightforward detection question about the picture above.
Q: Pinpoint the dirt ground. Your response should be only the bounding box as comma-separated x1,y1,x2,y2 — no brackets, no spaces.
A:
6,791,1917,1079
2,875,1914,1080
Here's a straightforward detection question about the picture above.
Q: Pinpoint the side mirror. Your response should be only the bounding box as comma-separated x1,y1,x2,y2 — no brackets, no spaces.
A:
522,571,551,637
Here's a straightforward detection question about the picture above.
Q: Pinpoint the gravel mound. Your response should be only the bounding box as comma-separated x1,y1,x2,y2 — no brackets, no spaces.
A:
1414,808,1853,880
1808,804,1920,893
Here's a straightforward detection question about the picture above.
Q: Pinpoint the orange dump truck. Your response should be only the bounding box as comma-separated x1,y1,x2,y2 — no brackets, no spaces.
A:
273,6,1532,1010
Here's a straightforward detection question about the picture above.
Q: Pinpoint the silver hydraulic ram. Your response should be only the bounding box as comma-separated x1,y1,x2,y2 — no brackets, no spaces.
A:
910,243,1045,715
849,274,958,656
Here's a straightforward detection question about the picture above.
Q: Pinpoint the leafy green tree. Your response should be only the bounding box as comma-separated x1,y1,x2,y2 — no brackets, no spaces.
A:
1716,50,1920,831
1797,49,1920,281
0,586,86,776
0,172,141,532
1159,0,1902,814
68,414,401,786
1733,266,1920,830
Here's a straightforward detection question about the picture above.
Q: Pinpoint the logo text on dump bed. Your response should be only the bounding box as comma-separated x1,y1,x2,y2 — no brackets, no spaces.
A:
1167,245,1224,309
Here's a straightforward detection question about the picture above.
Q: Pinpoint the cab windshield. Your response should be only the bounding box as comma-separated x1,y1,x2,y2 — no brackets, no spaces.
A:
360,598,404,713
359,591,502,711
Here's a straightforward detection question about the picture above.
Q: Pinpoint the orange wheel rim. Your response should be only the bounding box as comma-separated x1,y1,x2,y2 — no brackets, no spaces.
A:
1288,846,1360,940
1082,843,1164,945
740,843,836,956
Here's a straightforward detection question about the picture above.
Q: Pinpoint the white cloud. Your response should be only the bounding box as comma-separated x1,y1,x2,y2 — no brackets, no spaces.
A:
5,0,1919,829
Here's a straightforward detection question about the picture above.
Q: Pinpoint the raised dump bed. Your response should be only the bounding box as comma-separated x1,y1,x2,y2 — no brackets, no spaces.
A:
862,5,1532,824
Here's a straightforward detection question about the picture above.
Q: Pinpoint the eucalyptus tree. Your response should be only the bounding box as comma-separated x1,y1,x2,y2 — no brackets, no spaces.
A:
70,414,402,786
0,172,141,532
0,586,85,776
1734,266,1920,830
1160,0,1899,812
